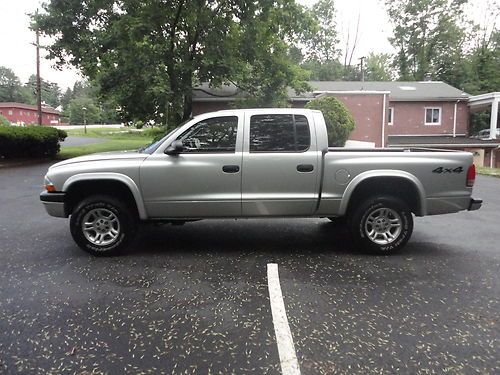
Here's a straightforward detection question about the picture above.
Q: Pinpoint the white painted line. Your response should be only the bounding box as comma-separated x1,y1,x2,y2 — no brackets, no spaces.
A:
267,263,301,375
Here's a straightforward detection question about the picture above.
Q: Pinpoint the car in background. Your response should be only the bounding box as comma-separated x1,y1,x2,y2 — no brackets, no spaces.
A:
470,128,500,139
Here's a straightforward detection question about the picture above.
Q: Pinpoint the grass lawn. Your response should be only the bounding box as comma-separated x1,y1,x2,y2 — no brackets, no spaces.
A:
477,166,500,178
58,127,162,159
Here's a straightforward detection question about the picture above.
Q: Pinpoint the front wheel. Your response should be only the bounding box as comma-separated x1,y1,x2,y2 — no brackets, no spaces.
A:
70,195,137,256
348,196,413,254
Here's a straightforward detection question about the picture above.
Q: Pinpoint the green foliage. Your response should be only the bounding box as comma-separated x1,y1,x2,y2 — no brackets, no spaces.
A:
25,75,61,108
364,53,393,81
0,125,67,158
386,0,468,81
301,59,344,81
0,114,10,126
470,112,491,135
0,66,32,103
69,97,100,125
306,0,339,61
305,96,355,147
35,0,315,125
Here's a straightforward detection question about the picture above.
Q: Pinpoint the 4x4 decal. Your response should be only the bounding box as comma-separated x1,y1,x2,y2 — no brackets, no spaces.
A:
432,166,464,174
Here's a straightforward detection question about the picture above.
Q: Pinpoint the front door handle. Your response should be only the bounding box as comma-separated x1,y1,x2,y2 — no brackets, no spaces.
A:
297,164,314,172
222,165,240,173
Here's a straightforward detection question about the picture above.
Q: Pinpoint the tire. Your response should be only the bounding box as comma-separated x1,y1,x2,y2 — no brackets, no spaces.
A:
348,196,413,254
70,195,137,256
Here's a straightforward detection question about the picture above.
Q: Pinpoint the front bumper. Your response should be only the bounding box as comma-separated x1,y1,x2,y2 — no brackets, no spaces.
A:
468,197,482,211
40,191,67,218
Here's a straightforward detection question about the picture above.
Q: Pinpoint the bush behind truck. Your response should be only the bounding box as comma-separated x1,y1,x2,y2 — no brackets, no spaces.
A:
0,125,67,159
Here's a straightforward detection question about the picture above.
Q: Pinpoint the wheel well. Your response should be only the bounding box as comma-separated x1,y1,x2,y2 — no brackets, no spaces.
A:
346,177,422,216
65,179,139,216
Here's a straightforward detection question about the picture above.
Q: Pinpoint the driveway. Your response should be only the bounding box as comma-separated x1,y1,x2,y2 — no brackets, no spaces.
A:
0,163,498,374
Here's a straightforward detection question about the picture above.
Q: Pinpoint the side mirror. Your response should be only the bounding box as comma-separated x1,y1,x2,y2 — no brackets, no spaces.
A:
165,140,184,155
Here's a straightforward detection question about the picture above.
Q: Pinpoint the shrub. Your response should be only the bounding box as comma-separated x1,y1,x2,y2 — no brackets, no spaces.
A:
305,96,355,147
0,125,67,158
0,114,10,126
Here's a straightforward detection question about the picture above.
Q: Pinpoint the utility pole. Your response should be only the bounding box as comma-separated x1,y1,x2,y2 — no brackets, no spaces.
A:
359,56,366,82
35,13,42,126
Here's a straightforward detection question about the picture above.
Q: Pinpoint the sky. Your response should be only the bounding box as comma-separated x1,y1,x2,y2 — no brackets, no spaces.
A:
0,0,498,90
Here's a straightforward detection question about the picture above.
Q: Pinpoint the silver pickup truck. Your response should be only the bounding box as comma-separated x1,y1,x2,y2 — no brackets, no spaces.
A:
40,108,482,255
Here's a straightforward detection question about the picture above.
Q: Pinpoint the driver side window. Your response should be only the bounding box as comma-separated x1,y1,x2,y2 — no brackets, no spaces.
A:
178,116,238,153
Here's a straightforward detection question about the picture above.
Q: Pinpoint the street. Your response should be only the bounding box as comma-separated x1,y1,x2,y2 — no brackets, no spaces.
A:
0,162,499,374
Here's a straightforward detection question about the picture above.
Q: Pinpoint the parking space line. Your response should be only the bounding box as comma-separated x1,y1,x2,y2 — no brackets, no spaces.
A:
267,263,301,375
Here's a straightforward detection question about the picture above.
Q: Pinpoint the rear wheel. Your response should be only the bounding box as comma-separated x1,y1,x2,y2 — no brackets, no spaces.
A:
348,196,413,254
70,195,137,256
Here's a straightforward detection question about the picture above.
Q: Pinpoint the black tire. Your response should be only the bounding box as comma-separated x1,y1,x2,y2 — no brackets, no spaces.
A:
347,196,413,254
70,194,137,256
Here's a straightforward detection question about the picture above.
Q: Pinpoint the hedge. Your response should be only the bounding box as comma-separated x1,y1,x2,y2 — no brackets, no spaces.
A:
0,125,67,158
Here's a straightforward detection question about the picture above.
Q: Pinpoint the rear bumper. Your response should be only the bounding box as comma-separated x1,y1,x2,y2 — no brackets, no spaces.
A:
40,191,67,218
468,197,482,211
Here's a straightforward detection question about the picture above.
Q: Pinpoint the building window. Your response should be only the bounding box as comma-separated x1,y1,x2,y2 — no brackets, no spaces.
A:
388,107,394,125
8,110,13,115
425,107,441,125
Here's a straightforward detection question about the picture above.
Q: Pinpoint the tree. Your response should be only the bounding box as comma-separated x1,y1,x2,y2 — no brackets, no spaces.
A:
26,75,61,108
0,67,28,102
306,0,339,62
305,96,355,146
386,0,468,81
364,53,393,81
60,88,73,110
35,0,314,125
69,97,100,125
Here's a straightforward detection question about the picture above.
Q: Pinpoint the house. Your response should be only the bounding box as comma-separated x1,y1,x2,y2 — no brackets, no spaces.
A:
192,81,500,167
0,102,61,126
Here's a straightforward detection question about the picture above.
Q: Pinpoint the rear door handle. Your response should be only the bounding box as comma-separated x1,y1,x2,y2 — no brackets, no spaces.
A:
297,164,314,172
222,165,240,173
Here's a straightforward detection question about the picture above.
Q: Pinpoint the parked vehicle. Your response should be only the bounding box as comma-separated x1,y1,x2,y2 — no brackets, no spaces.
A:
41,108,482,255
470,128,500,139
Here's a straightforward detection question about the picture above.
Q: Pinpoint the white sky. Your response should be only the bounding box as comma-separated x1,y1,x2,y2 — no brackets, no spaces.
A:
0,0,498,90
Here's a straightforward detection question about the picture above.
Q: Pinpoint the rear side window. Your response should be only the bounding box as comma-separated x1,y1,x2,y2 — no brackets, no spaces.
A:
249,114,310,152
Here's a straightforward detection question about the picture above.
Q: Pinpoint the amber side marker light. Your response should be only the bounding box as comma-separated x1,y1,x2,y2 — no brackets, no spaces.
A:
466,164,476,187
45,184,56,192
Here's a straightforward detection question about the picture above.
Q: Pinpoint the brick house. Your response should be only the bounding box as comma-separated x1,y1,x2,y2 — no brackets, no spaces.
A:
0,102,61,125
192,81,500,167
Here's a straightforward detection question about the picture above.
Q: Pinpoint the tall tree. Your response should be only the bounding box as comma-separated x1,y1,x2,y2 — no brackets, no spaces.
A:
0,67,28,102
386,0,468,81
306,0,339,62
364,52,393,81
26,75,61,108
35,0,314,125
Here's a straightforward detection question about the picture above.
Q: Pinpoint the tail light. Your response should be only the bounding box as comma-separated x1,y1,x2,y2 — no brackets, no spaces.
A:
466,164,476,187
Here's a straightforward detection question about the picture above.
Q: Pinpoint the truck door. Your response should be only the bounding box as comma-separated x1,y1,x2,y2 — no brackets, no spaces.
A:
141,115,243,218
241,112,319,216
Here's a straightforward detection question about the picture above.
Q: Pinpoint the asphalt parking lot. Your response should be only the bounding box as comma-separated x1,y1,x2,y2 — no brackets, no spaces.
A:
0,162,499,374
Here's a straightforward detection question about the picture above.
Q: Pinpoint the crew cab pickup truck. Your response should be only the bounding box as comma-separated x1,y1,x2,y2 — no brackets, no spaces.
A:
40,108,482,255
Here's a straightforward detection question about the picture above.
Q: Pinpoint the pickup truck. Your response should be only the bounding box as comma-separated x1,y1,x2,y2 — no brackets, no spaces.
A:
40,108,482,255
